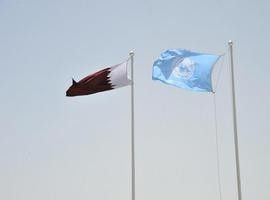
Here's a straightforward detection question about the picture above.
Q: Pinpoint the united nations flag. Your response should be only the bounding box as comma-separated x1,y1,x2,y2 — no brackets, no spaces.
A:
152,49,220,92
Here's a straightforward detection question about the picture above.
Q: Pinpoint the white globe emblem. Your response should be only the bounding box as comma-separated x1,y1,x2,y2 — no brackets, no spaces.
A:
173,58,196,80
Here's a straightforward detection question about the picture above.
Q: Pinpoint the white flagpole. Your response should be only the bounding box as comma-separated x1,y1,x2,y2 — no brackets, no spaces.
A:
228,40,242,200
129,51,135,200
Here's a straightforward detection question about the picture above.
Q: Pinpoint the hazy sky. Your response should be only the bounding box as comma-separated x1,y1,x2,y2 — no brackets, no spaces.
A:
1,0,270,200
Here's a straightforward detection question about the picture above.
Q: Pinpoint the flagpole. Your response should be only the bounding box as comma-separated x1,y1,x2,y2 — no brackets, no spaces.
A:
129,51,135,200
228,40,242,200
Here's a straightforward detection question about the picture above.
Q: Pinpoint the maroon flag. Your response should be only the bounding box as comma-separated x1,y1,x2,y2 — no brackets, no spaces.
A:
66,61,131,97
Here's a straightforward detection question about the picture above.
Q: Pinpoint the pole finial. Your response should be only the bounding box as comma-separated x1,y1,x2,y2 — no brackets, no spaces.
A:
129,51,135,56
228,40,233,46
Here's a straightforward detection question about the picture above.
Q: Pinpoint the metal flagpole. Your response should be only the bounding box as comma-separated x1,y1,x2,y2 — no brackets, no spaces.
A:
129,51,135,200
228,40,242,200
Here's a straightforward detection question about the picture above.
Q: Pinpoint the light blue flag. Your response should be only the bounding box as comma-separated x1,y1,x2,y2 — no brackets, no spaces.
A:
152,49,220,92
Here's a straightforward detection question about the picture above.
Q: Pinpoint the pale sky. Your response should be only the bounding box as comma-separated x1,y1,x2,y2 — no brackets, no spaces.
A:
0,0,270,200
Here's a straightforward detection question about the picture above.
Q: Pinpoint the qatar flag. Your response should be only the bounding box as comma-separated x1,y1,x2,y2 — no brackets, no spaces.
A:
66,61,131,97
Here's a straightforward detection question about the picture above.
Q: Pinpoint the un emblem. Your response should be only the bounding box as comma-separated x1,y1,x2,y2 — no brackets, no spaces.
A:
172,58,196,80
